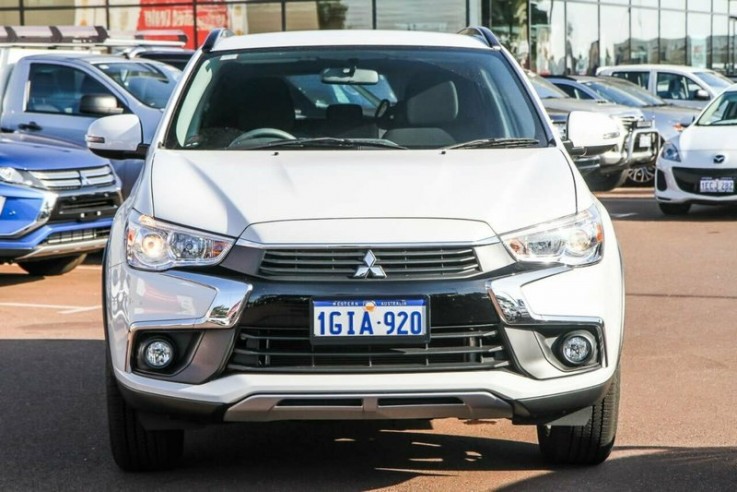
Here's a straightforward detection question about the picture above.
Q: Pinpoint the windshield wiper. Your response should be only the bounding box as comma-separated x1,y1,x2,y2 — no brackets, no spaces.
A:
243,137,407,150
446,137,541,150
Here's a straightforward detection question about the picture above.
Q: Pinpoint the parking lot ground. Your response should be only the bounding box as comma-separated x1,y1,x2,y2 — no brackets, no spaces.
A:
0,261,103,340
1,193,737,490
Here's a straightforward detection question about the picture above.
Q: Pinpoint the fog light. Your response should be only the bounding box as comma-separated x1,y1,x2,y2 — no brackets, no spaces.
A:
560,332,594,366
143,338,175,369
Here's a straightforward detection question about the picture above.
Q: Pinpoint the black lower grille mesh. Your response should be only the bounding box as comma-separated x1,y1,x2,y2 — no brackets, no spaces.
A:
51,194,120,221
673,167,737,195
228,323,510,373
227,294,512,374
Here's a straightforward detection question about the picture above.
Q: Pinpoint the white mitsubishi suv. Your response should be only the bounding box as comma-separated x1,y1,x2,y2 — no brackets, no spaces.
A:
87,27,625,471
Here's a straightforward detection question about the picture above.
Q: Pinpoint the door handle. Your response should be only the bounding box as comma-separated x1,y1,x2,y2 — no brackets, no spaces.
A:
18,121,42,131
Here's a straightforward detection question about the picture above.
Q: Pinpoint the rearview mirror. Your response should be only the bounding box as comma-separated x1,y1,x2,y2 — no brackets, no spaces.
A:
86,114,147,160
565,111,621,157
321,67,379,85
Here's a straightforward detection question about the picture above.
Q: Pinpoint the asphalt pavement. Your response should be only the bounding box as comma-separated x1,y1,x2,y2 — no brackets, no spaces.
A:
1,189,736,491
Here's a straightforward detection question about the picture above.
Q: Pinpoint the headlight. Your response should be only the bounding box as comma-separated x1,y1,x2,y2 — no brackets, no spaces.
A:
126,210,234,271
660,142,681,162
501,205,604,266
0,167,44,188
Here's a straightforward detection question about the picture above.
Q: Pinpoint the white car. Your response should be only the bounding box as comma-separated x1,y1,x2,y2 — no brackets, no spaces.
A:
597,64,733,110
86,27,625,471
656,84,737,215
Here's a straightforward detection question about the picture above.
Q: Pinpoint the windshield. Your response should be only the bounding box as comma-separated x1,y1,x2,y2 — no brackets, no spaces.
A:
585,78,666,107
582,80,647,107
696,91,737,126
528,75,568,99
95,61,180,109
694,71,733,91
164,47,547,150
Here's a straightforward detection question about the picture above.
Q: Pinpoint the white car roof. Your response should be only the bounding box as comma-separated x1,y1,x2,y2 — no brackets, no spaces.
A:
598,64,716,74
212,29,489,52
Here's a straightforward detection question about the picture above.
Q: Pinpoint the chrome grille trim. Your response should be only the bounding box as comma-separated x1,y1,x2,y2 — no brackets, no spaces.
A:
259,247,482,280
29,166,115,190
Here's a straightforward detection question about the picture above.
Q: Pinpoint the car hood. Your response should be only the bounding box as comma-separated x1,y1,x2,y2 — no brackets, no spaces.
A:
642,105,699,140
540,98,643,118
679,125,737,151
643,104,699,121
149,148,577,242
0,132,107,170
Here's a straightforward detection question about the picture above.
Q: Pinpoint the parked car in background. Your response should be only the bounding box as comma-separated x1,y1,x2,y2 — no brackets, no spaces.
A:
528,71,659,191
597,64,733,110
121,46,195,70
88,27,625,471
656,84,737,215
0,133,121,275
0,53,181,196
547,75,699,186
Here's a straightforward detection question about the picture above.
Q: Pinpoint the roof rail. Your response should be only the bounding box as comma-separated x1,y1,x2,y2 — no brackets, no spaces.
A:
107,29,187,48
0,25,186,49
457,26,502,49
202,28,233,53
132,29,187,44
0,25,108,44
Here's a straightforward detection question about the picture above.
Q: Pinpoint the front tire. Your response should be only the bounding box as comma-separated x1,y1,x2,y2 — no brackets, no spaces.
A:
17,254,87,276
537,368,620,466
585,170,628,192
106,361,184,471
658,202,691,216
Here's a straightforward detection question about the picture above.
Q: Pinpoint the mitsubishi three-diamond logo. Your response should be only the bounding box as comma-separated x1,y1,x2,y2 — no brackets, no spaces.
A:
353,250,386,279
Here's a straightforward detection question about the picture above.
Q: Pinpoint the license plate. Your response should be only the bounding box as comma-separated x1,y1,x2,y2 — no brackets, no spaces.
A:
638,134,652,148
311,298,428,344
700,178,734,193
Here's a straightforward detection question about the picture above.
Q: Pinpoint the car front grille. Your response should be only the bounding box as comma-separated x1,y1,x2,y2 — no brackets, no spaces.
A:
259,247,482,280
617,115,638,133
50,193,121,222
42,228,109,245
29,166,116,190
673,167,737,195
226,293,512,374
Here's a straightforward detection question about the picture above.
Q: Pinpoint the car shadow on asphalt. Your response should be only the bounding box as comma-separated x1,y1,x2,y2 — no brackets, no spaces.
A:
599,197,737,222
0,270,44,287
1,339,735,490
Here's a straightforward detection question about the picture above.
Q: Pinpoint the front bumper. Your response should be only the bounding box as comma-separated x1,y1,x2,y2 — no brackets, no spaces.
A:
105,203,624,425
0,182,121,261
655,158,737,205
625,127,660,166
599,127,659,172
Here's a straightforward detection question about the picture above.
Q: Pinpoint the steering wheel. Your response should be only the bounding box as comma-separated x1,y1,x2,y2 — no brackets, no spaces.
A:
228,127,296,148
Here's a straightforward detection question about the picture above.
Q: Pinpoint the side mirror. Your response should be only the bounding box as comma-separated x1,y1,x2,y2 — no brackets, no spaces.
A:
565,111,621,157
694,89,710,101
79,94,124,116
678,115,696,130
86,114,147,160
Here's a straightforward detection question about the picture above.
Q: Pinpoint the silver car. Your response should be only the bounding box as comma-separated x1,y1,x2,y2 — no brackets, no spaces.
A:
548,75,699,185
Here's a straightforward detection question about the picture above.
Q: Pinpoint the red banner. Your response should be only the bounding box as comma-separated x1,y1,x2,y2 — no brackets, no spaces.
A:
137,0,229,48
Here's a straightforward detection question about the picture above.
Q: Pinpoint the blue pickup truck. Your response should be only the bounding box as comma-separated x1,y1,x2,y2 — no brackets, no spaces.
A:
0,132,121,275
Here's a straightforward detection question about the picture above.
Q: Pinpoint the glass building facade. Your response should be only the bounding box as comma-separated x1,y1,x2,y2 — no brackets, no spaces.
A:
2,1,737,74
